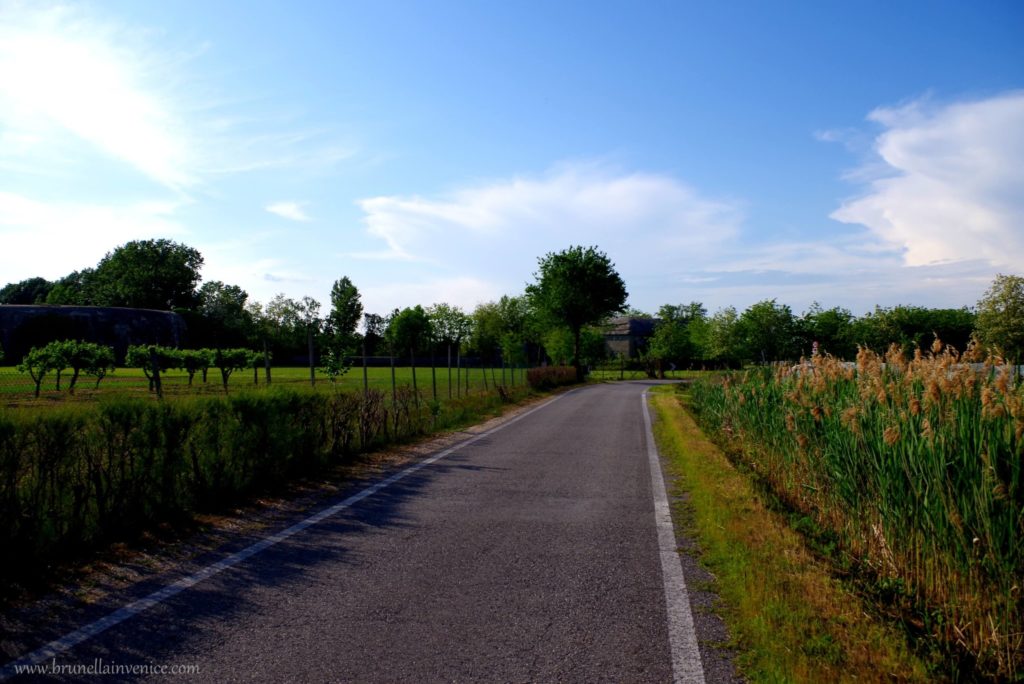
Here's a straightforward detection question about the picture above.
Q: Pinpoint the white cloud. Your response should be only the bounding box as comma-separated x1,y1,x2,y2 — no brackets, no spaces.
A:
0,191,188,279
0,4,195,191
831,92,1024,268
364,277,503,316
266,201,311,222
354,163,743,278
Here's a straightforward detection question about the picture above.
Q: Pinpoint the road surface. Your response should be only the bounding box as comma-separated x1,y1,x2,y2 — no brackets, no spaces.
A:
5,382,723,682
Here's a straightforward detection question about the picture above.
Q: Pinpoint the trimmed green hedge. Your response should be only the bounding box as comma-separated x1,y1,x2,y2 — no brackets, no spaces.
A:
0,383,531,578
526,365,578,390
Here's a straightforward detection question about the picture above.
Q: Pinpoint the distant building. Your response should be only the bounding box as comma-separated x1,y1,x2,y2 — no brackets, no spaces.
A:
0,305,187,363
603,316,658,359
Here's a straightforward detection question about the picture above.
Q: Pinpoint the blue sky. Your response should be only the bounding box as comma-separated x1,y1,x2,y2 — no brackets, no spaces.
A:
1,1,1022,318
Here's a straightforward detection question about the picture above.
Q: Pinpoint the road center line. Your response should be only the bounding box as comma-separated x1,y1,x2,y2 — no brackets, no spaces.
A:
642,390,706,684
1,391,573,680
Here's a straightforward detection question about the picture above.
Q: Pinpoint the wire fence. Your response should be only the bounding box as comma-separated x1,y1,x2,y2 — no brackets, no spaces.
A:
0,358,532,407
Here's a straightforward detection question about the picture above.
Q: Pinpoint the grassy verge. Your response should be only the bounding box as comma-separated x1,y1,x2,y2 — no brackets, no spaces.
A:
648,385,934,682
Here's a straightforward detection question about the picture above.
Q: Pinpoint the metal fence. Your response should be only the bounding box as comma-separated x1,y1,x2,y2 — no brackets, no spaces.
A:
0,357,530,406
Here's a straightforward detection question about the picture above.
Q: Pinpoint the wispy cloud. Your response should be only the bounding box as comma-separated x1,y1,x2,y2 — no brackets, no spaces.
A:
0,190,188,278
0,4,196,191
355,162,743,264
265,201,311,222
831,92,1024,268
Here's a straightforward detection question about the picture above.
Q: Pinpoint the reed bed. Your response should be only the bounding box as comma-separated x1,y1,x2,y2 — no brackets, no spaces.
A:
690,343,1023,679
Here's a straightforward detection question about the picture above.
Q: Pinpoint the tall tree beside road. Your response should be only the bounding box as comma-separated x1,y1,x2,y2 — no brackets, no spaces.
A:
328,276,363,350
527,245,627,381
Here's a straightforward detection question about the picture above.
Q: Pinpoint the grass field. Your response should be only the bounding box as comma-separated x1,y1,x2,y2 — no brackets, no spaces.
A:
0,363,529,404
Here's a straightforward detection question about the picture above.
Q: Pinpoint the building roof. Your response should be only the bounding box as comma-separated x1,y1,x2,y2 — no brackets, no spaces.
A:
603,316,658,337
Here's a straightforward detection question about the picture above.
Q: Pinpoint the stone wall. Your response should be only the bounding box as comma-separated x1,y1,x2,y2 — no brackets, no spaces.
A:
0,305,187,363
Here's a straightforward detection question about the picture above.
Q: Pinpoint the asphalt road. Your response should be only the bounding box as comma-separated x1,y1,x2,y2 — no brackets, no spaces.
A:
6,382,720,683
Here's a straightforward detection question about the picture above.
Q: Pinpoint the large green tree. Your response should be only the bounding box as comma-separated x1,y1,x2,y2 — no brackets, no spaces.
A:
738,299,798,363
704,307,744,367
851,305,975,357
796,302,856,359
327,276,363,349
527,246,627,380
89,239,203,309
0,277,53,304
45,269,97,305
976,273,1024,362
192,281,252,347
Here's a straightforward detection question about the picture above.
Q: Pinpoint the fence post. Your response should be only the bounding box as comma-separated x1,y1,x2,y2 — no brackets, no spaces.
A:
263,338,272,384
431,349,437,402
308,327,316,387
411,349,419,409
148,346,163,400
362,338,369,399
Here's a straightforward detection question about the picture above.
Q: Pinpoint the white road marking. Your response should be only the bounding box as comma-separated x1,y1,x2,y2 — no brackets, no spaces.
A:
642,390,706,684
1,391,573,680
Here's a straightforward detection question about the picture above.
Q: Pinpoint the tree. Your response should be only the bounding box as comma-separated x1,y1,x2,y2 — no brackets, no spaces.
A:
212,348,250,391
544,326,606,367
262,294,322,361
427,303,472,398
387,306,432,358
648,302,707,374
796,302,856,359
0,277,53,304
18,347,52,397
976,274,1024,363
45,269,97,305
327,277,363,349
704,307,744,367
387,306,432,405
527,245,628,381
362,313,386,356
648,321,692,376
852,305,976,357
126,345,182,392
194,281,252,347
62,341,116,393
88,239,203,309
179,349,213,385
738,299,798,363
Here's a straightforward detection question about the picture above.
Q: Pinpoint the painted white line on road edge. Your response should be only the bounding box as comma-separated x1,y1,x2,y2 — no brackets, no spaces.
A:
1,390,575,681
642,391,706,684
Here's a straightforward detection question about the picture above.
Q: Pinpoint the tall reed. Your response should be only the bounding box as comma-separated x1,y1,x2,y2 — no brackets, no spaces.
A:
690,344,1023,678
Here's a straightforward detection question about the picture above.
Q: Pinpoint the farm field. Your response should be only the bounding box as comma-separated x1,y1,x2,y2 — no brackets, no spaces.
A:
0,364,528,404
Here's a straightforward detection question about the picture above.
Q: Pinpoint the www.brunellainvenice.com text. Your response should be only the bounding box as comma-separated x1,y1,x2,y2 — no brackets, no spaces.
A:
13,658,200,677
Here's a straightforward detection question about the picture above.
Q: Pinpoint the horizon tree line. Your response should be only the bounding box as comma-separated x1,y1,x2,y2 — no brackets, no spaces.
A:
1,239,1022,372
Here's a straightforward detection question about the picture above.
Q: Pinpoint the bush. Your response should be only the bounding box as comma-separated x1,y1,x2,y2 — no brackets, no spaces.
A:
526,365,578,390
16,340,116,396
0,381,536,579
